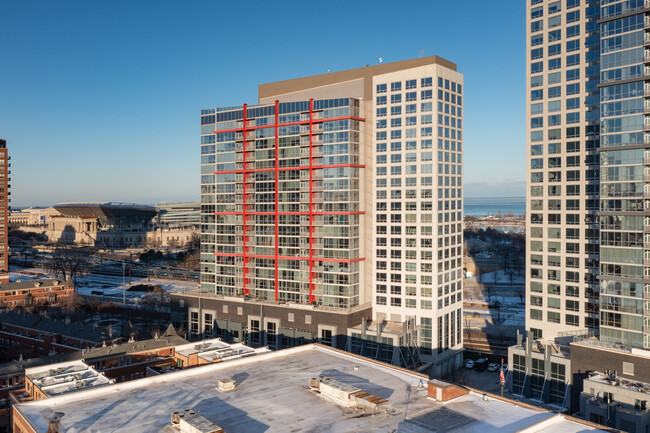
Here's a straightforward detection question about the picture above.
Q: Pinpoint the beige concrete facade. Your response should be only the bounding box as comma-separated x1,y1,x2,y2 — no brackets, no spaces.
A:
525,0,600,341
256,57,463,373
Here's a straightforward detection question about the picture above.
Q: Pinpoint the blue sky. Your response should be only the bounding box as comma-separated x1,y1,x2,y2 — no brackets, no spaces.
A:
0,1,525,208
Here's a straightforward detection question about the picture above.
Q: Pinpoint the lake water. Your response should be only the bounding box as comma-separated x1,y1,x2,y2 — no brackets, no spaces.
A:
464,197,525,217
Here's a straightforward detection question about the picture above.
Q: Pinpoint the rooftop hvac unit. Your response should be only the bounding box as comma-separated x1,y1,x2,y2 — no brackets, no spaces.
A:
171,409,224,433
216,379,235,392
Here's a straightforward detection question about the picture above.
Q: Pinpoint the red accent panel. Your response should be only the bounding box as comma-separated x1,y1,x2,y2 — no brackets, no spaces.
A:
213,115,366,134
241,104,249,296
274,100,280,302
215,211,365,216
214,252,365,263
308,99,315,304
215,105,367,303
213,164,365,175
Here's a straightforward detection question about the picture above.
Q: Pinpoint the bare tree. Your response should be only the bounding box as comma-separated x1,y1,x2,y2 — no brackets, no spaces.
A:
49,246,90,283
493,300,502,324
507,268,516,285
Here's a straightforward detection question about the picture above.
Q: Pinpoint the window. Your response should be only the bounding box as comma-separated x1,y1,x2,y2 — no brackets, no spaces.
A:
548,58,561,70
566,24,580,38
391,81,401,92
548,86,561,98
548,311,561,323
377,84,387,93
548,1,560,14
566,10,579,23
567,112,580,124
566,39,580,52
566,68,579,81
566,54,579,67
548,44,561,57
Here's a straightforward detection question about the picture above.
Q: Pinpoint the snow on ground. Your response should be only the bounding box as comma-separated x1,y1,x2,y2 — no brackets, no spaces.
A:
467,269,525,285
10,267,199,302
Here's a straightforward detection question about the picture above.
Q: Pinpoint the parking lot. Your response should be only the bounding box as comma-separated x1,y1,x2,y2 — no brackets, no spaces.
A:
459,367,504,393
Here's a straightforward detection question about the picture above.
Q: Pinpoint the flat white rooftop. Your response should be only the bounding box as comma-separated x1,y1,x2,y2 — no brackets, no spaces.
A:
15,345,608,433
26,360,113,397
174,338,265,363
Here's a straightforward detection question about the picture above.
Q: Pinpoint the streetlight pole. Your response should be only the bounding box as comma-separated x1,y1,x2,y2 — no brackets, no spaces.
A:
122,260,126,304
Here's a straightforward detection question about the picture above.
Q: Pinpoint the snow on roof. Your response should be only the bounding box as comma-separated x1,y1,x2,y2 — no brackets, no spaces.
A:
174,338,266,362
26,360,113,397
15,345,609,433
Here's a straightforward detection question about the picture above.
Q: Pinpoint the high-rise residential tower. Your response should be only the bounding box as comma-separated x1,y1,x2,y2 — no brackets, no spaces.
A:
526,0,601,342
526,0,650,348
173,56,464,375
0,140,9,283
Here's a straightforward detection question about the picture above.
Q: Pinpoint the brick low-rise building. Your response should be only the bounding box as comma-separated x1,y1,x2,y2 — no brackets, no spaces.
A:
0,279,74,310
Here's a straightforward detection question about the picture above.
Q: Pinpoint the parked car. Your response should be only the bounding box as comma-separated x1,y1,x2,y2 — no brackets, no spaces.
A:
474,358,488,372
464,359,475,369
488,363,500,372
